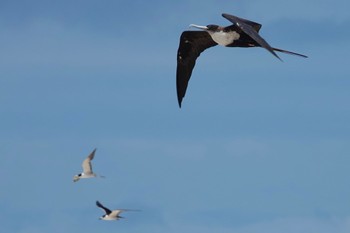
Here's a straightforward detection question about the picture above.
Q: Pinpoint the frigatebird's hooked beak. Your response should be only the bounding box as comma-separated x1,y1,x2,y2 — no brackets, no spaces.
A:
189,24,208,30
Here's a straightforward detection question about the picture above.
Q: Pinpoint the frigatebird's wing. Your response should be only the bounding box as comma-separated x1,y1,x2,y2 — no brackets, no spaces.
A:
82,148,96,174
222,13,307,59
96,201,112,215
222,13,281,60
223,13,262,32
176,31,217,108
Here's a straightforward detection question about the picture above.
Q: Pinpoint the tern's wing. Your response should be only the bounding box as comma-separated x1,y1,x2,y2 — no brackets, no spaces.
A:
222,13,281,60
96,201,112,215
82,148,96,174
110,209,140,218
109,210,123,218
176,31,217,108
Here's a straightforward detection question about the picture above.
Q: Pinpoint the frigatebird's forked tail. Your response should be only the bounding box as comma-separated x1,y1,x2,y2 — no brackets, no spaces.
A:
271,47,308,58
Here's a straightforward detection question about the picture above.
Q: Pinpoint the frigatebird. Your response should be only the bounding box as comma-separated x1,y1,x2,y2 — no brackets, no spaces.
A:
176,13,307,108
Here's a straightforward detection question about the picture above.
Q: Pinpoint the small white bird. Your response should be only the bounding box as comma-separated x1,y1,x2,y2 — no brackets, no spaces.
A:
73,148,104,182
96,201,139,221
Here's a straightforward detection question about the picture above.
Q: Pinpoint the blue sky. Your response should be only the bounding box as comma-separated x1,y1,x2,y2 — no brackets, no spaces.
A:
1,0,350,232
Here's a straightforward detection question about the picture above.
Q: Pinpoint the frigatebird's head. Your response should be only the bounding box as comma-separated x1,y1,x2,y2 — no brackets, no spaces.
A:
206,24,220,31
189,24,221,32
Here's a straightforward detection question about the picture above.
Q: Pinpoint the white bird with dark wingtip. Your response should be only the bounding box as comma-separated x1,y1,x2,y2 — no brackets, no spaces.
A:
96,201,139,221
73,148,104,182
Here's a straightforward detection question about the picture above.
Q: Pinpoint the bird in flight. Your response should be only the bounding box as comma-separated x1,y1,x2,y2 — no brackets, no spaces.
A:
96,201,139,220
176,13,308,108
73,148,104,182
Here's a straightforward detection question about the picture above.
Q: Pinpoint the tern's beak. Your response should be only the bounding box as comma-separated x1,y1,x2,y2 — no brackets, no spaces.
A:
189,24,208,30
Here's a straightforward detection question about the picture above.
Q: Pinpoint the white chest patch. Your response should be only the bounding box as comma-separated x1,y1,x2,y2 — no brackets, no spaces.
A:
209,31,240,46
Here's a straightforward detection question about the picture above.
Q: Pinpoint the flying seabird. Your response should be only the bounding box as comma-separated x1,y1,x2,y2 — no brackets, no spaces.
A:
96,201,139,221
73,148,104,182
176,13,308,107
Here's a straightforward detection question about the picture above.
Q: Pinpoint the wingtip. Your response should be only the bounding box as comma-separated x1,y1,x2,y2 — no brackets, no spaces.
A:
90,148,97,155
222,13,235,20
177,97,183,108
87,148,97,160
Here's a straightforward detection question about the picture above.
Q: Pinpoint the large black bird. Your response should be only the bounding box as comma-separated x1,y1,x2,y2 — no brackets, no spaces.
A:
176,13,307,108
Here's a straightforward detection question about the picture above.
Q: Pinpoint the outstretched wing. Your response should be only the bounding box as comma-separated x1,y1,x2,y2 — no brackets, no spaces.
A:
82,148,96,174
176,31,217,108
222,13,281,60
110,209,141,218
96,201,112,215
110,210,123,218
222,13,262,32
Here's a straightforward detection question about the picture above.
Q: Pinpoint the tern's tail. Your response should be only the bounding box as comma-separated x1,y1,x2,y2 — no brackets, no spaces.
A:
272,47,308,58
